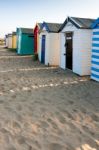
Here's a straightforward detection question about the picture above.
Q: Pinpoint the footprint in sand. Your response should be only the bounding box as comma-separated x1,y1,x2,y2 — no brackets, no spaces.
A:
0,100,4,104
34,140,41,149
48,143,66,150
4,106,12,112
28,146,37,150
12,121,21,130
48,122,63,135
62,110,74,120
90,114,99,122
39,120,49,129
80,107,87,114
11,94,17,99
3,134,10,143
16,114,23,122
0,128,10,134
17,136,26,145
0,130,12,144
68,100,74,105
7,146,16,150
47,118,59,130
16,104,22,111
56,113,67,124
82,125,95,136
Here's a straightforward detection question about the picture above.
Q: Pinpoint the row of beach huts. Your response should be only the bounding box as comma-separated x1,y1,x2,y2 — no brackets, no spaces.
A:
5,16,99,82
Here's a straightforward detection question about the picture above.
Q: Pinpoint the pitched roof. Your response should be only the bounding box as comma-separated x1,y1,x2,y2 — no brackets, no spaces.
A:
38,23,42,28
41,22,62,32
19,28,33,34
59,16,95,31
34,23,42,31
8,33,12,37
5,34,8,38
12,32,16,35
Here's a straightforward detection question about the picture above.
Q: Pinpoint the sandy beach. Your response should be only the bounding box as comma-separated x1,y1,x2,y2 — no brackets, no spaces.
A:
0,47,98,150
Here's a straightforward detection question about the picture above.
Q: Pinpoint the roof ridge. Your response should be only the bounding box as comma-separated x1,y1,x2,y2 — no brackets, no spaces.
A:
44,22,62,25
70,16,95,20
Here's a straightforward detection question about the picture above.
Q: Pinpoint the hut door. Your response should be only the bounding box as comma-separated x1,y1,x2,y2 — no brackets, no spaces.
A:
65,32,73,70
41,35,46,64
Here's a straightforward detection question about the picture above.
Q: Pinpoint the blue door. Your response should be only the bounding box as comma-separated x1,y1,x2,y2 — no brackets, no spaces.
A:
41,35,46,63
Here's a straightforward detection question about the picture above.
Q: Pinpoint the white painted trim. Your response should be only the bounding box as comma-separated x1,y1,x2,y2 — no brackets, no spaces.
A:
70,17,82,28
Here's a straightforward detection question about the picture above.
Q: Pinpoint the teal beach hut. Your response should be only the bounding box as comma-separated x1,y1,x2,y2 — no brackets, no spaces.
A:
17,28,34,55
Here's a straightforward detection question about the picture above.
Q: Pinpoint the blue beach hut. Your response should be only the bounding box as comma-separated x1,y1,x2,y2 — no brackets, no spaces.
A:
91,18,99,82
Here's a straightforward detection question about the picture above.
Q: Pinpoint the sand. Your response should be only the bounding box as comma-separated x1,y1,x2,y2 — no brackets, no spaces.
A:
0,47,99,150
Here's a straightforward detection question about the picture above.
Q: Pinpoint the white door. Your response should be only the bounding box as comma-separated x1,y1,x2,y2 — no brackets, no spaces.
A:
18,34,21,53
60,33,66,69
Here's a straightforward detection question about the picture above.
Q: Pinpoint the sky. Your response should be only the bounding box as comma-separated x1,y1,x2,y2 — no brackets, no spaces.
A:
0,0,99,38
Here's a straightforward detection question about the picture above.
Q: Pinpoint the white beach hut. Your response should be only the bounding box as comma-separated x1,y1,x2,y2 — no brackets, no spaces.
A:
91,18,99,82
59,17,95,76
39,22,62,66
8,34,12,49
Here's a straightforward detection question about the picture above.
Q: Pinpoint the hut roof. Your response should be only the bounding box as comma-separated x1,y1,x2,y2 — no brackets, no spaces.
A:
20,28,33,34
59,16,95,31
38,23,42,27
12,32,16,35
41,22,62,33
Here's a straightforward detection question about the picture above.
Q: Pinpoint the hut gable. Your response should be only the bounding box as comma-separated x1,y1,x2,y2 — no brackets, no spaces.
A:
62,21,77,32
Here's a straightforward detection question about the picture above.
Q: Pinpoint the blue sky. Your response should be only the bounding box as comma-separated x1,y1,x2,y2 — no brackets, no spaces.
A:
0,0,99,38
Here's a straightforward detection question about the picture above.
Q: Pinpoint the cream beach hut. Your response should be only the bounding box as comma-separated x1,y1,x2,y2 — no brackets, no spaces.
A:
8,34,12,49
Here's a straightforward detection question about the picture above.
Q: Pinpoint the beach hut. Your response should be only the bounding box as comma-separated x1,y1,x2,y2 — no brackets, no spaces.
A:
12,32,17,49
91,18,99,82
34,23,42,54
39,22,62,66
59,16,95,76
8,34,12,49
17,28,34,55
5,34,8,48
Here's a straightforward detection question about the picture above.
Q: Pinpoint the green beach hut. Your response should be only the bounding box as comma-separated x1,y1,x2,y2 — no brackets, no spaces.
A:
17,28,34,55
